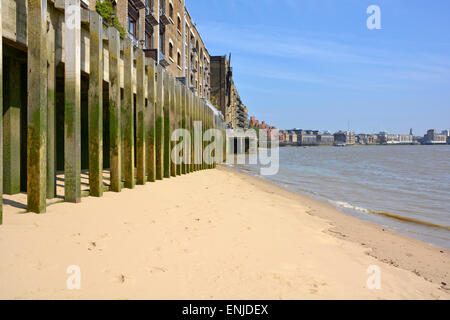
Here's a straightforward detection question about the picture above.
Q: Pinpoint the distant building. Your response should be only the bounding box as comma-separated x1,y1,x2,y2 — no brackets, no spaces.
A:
317,132,334,145
334,131,356,145
356,134,376,145
297,130,317,145
288,132,298,144
423,129,447,145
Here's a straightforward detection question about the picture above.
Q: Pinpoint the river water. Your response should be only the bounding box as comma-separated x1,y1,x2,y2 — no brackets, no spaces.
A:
230,145,450,249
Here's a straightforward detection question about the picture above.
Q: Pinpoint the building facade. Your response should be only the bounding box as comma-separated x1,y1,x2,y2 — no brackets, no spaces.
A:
113,0,210,99
210,55,248,129
334,131,356,145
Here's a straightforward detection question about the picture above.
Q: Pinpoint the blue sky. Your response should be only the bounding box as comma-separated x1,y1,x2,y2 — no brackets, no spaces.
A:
186,0,450,134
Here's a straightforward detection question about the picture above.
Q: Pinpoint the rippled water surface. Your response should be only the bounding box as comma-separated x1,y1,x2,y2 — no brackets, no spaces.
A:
232,145,450,249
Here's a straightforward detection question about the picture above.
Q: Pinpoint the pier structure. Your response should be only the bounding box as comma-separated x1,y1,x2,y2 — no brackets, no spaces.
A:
0,1,225,222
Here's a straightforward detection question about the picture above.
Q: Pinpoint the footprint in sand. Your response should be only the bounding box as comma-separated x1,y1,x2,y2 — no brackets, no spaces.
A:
115,274,126,284
88,241,102,251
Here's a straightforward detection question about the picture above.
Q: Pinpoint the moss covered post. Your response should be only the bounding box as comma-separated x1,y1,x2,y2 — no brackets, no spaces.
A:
170,77,176,177
175,82,182,176
136,48,146,185
47,15,56,199
155,65,164,180
64,0,81,203
146,59,156,182
194,95,200,171
122,38,135,189
27,0,48,212
108,27,122,192
3,58,21,195
181,85,187,175
0,0,3,222
189,91,194,172
163,72,171,178
88,12,104,197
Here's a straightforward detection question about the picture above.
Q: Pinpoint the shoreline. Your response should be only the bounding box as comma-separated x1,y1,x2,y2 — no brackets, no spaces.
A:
219,165,449,288
0,165,448,299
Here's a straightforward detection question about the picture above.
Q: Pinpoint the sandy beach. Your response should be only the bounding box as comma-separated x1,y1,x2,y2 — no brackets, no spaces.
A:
0,165,448,299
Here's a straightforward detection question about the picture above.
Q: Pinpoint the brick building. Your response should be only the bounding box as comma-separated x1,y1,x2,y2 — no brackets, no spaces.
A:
210,55,248,129
113,0,210,99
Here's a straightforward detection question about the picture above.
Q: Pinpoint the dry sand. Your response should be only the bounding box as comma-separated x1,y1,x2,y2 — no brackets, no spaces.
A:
0,165,448,299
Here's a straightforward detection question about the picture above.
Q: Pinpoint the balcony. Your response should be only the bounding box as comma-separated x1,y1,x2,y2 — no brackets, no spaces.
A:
159,51,170,67
146,8,159,26
144,48,158,61
131,0,146,9
159,8,171,25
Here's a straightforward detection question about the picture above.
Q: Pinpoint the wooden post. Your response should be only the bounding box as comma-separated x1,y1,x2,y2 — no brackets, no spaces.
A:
202,101,206,170
108,27,122,192
146,59,156,182
122,38,135,189
88,12,103,197
170,77,176,177
3,58,21,195
163,72,171,178
64,0,81,203
190,91,194,172
27,0,47,212
175,82,181,176
0,0,3,223
181,85,187,174
155,65,164,180
47,17,56,199
136,48,146,185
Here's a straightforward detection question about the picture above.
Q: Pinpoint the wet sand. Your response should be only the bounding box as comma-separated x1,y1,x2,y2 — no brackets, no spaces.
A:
0,166,448,299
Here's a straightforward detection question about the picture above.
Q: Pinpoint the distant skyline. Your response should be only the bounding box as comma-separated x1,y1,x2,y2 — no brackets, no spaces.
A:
187,0,450,134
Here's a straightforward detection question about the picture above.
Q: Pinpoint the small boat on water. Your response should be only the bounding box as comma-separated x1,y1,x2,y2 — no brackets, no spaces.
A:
334,142,346,147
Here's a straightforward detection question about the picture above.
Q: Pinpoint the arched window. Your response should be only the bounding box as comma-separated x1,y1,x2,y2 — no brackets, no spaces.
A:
177,52,181,66
169,3,174,19
177,16,181,31
169,42,173,59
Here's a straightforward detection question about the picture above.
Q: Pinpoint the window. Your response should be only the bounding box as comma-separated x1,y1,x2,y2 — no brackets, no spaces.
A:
145,32,153,49
127,16,137,37
169,42,173,59
177,16,181,31
177,52,181,66
128,1,139,38
159,24,166,54
169,3,174,19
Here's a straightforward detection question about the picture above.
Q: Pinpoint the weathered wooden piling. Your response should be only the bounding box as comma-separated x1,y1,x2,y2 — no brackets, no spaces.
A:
0,0,3,223
185,87,191,174
27,0,48,212
136,48,146,185
195,96,201,171
190,91,195,172
163,72,171,178
122,38,135,189
170,77,176,177
146,59,156,182
47,16,56,199
88,12,104,197
64,0,82,203
3,58,21,195
181,85,187,174
175,82,182,176
155,65,164,180
108,27,122,192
